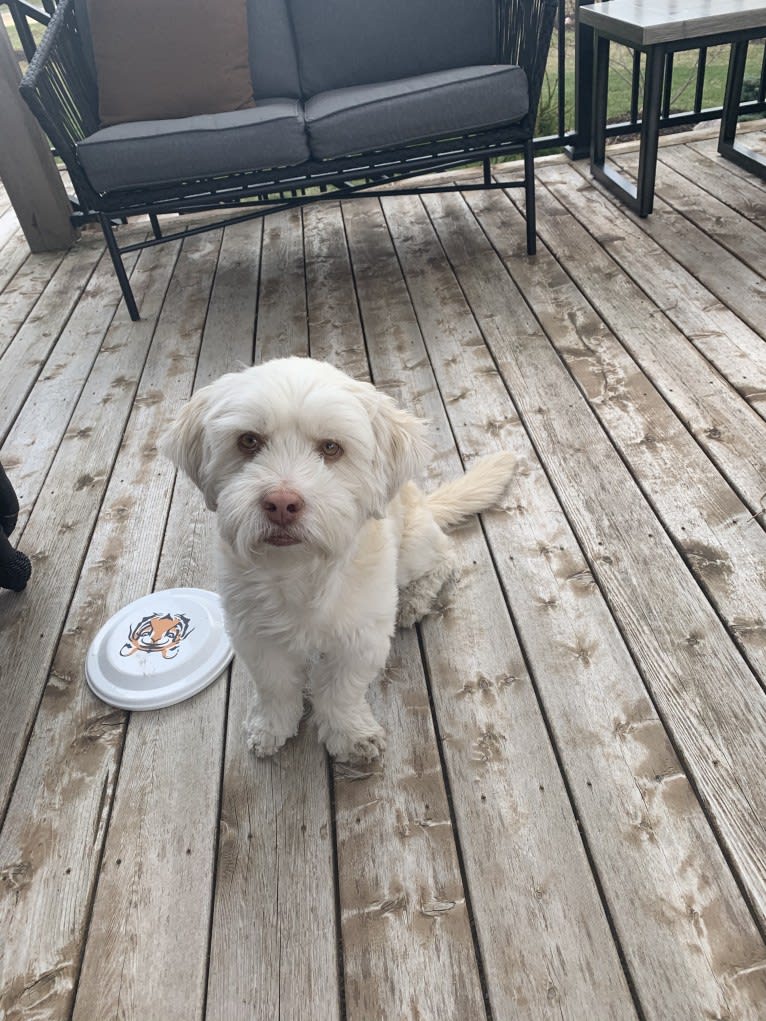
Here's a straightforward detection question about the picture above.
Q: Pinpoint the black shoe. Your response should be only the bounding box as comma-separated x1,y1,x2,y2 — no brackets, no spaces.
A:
0,529,32,591
0,462,20,537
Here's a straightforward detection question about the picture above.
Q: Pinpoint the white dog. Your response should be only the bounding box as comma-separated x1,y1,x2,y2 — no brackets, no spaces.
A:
163,357,513,761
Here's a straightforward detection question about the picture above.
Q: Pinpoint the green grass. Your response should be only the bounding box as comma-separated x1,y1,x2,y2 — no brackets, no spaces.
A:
3,10,45,47
538,33,765,137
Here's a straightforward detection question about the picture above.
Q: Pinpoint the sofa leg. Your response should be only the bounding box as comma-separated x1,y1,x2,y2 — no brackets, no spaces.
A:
523,138,537,256
99,214,140,321
149,213,162,239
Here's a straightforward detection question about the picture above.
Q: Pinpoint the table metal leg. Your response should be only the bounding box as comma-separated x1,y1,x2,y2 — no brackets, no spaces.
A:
718,40,766,180
591,32,609,169
636,45,665,216
590,34,666,217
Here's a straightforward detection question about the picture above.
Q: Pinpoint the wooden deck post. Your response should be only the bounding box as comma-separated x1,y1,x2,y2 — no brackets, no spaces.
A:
0,18,76,251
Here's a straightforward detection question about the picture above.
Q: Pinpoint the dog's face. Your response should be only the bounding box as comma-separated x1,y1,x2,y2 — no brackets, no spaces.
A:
162,357,429,559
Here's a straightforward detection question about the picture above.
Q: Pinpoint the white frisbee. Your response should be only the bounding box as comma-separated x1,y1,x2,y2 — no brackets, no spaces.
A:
85,587,234,710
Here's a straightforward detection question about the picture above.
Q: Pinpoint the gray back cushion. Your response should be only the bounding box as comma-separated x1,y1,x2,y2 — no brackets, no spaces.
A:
247,0,302,99
288,0,497,97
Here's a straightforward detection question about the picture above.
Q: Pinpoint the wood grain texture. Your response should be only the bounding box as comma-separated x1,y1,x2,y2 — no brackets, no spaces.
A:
0,249,67,362
71,230,229,1021
380,191,766,1020
689,132,766,187
0,235,211,1021
0,233,28,297
303,201,488,1019
393,190,766,935
525,157,766,344
205,217,341,1021
0,238,180,825
206,662,340,1021
478,178,766,683
613,149,766,280
345,198,638,1020
256,209,309,363
0,205,22,247
0,239,103,435
660,143,766,221
553,159,766,419
606,147,766,334
0,241,143,533
499,162,766,519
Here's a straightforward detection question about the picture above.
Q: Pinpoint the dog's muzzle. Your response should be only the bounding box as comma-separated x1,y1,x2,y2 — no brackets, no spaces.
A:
262,487,304,547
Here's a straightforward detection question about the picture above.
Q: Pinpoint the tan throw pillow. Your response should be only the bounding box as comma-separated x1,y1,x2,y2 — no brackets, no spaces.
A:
86,0,255,127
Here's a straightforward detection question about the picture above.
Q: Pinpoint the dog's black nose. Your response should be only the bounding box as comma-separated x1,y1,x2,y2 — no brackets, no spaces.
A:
262,489,305,527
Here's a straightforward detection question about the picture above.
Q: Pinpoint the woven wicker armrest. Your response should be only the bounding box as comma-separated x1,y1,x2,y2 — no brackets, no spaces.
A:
19,0,100,200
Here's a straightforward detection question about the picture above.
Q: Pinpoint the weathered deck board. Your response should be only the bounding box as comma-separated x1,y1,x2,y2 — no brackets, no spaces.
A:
1,126,765,1021
0,239,181,824
0,241,143,533
352,197,639,1020
597,157,766,339
0,233,28,293
0,239,107,428
659,143,766,220
70,229,225,1021
303,203,489,1019
0,234,213,1021
0,247,66,362
547,162,766,418
382,191,766,1019
493,166,766,514
420,188,766,931
206,216,341,1021
469,182,766,686
614,149,766,278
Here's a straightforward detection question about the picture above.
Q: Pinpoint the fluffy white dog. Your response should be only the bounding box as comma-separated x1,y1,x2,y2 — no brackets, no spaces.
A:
163,356,513,761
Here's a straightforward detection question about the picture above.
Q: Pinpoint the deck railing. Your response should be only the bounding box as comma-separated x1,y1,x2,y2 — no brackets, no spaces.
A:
563,0,766,157
2,0,766,158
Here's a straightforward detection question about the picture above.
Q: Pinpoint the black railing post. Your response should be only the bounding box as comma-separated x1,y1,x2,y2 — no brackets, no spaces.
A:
567,0,595,159
7,0,37,62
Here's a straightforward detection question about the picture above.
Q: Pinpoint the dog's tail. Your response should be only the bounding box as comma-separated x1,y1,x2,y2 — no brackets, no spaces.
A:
426,451,514,529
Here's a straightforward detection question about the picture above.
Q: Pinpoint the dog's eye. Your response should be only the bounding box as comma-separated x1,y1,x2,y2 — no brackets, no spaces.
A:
237,432,263,455
319,440,343,461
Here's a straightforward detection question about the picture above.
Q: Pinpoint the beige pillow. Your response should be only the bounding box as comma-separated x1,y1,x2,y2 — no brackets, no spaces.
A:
86,0,255,126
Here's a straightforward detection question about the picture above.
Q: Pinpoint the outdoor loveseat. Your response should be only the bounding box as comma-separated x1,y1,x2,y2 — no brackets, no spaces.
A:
20,0,557,320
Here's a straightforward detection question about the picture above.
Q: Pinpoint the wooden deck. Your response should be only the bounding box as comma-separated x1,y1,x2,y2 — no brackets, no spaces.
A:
1,124,766,1021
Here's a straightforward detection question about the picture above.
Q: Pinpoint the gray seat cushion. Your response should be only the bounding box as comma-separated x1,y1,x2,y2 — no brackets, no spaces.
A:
288,0,496,96
77,100,309,193
305,65,529,161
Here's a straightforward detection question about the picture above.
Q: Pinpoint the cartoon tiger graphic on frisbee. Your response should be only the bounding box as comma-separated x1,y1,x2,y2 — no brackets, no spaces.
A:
120,611,194,660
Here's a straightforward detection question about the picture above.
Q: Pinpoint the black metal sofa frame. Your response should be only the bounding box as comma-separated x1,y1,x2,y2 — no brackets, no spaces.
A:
20,0,558,321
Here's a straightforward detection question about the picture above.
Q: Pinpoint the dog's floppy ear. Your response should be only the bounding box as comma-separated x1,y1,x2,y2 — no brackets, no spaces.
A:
363,387,431,515
161,384,218,510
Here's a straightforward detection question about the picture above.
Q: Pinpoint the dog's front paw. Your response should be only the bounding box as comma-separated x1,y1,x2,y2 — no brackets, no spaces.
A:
244,716,297,757
323,725,386,763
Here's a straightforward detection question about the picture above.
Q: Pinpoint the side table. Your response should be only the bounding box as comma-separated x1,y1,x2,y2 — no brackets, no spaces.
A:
579,0,766,216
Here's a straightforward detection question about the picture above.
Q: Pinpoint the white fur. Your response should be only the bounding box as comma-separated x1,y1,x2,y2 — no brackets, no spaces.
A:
163,357,514,762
